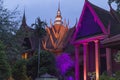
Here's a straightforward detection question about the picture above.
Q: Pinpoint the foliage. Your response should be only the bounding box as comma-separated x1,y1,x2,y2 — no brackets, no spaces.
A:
100,71,120,80
108,0,120,13
0,0,19,41
0,0,20,63
31,17,47,78
0,41,11,80
88,72,96,80
12,59,29,80
114,51,120,62
26,55,37,79
100,72,115,80
32,17,47,39
27,50,57,79
114,71,120,80
56,53,74,75
56,53,74,80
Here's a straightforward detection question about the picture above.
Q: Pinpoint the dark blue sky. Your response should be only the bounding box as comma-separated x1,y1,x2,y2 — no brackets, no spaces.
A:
4,0,116,27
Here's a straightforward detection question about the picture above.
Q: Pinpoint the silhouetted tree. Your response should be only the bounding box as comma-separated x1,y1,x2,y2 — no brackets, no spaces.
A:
31,17,47,77
12,60,29,80
0,0,20,63
0,41,11,80
27,50,57,79
108,0,120,13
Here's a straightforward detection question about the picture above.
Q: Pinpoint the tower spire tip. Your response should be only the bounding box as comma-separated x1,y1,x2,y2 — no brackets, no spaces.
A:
58,0,60,11
21,9,27,26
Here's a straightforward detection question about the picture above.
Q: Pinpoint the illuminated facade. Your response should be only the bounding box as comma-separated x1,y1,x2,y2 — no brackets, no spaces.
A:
42,4,70,55
72,0,120,80
18,0,120,80
19,3,76,58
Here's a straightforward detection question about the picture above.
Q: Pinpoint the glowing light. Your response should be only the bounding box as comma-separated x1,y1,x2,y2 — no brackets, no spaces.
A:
67,76,74,80
22,53,28,59
83,43,88,80
56,53,74,75
94,40,100,80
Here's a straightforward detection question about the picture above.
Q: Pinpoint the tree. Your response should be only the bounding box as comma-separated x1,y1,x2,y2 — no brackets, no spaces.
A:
12,59,29,80
31,17,47,77
0,41,11,80
0,0,20,63
0,0,19,41
56,53,74,79
100,74,115,80
114,51,120,62
27,50,57,79
108,0,120,13
100,71,120,80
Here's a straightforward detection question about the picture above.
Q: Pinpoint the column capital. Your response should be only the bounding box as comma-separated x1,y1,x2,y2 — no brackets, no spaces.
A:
94,40,99,43
83,42,88,46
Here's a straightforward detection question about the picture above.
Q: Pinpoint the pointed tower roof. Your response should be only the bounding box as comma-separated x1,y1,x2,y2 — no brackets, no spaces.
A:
54,0,63,25
21,10,27,27
20,10,33,32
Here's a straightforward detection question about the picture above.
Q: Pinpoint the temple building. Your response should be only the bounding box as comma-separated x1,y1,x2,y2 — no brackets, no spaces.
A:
42,4,76,55
19,3,76,58
72,0,120,80
17,0,120,80
17,11,35,59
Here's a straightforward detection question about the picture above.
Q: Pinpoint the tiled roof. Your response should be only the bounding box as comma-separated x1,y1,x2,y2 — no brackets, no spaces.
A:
90,2,112,28
89,1,120,36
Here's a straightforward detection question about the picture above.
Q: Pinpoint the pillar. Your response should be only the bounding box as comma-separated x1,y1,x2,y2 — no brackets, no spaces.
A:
83,43,89,80
75,45,80,80
106,48,112,76
94,40,100,80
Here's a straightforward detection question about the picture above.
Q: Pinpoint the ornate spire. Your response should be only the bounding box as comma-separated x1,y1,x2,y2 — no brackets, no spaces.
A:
58,0,60,11
64,19,66,25
68,19,69,26
54,0,63,25
50,19,52,23
21,10,27,26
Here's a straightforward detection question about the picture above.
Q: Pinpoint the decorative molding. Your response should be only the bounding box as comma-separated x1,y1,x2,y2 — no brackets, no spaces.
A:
74,34,106,45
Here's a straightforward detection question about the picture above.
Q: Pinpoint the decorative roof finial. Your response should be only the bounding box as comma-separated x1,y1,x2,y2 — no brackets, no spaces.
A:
58,0,60,11
21,9,27,26
54,0,63,25
64,18,66,26
50,19,52,24
68,19,69,26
